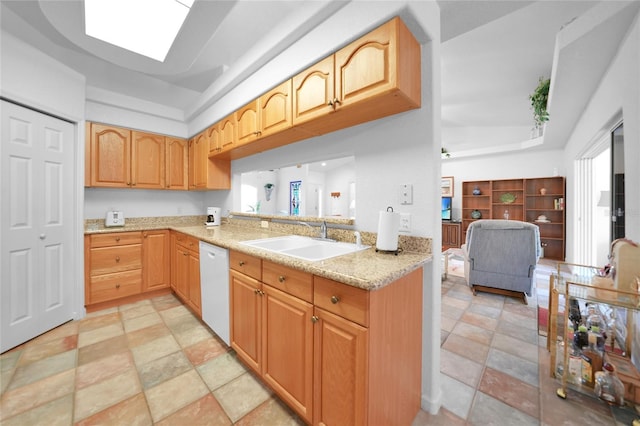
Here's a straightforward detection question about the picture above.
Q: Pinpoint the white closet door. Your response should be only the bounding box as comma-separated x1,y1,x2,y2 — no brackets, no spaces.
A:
1,100,75,352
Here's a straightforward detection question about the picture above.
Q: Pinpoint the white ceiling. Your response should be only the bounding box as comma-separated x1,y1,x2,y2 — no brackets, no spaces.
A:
1,0,638,155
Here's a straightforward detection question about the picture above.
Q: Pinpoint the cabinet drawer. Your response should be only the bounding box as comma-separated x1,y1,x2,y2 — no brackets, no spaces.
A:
89,269,142,304
263,260,313,303
90,244,142,275
314,277,369,327
174,232,199,252
90,232,142,248
229,250,262,280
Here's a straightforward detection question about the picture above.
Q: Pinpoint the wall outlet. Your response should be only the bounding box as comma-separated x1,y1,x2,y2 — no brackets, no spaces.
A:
399,183,413,205
261,220,269,228
399,213,411,232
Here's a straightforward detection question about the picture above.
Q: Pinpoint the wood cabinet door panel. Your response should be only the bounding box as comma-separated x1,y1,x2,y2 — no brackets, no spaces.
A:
188,251,201,315
206,123,220,154
230,270,261,373
131,131,165,189
313,307,368,426
262,285,313,423
260,80,292,138
314,276,369,327
142,230,169,292
175,247,190,302
90,244,142,276
335,22,393,108
292,56,334,126
89,270,142,304
90,124,130,187
236,100,260,145
166,137,188,190
219,114,237,152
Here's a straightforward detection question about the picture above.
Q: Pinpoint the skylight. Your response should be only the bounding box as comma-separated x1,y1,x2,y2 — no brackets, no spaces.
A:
84,0,194,62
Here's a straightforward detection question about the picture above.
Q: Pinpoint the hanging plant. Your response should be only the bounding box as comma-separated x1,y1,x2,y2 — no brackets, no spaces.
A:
529,77,550,127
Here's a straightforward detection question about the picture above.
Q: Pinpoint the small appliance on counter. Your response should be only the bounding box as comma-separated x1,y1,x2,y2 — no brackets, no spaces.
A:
105,211,125,227
205,207,221,226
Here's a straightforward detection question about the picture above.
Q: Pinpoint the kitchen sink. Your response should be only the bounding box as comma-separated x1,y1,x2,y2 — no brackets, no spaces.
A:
240,235,369,261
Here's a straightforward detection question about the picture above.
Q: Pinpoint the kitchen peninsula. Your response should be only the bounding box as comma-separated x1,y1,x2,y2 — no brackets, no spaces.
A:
84,215,432,424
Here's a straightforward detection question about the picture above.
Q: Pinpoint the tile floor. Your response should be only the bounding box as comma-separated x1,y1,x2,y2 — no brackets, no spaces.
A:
1,263,639,425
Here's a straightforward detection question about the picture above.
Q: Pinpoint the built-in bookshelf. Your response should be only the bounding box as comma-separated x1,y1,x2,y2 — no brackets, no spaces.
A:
462,176,565,260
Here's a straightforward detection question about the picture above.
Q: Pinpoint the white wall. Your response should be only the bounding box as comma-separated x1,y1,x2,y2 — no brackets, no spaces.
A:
563,14,640,260
442,148,565,221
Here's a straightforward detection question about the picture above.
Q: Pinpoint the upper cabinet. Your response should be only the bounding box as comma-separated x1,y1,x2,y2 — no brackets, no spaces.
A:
209,16,420,161
165,137,188,190
89,123,131,187
293,16,421,136
131,131,165,189
86,122,230,191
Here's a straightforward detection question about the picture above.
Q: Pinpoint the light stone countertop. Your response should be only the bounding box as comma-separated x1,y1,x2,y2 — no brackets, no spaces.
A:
85,216,433,291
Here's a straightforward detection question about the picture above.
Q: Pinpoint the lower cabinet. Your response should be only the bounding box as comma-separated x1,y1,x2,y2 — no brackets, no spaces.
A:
171,231,201,317
229,250,422,425
442,221,461,249
85,230,169,310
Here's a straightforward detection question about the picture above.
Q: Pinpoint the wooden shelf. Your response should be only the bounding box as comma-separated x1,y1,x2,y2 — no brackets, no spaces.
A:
462,176,565,260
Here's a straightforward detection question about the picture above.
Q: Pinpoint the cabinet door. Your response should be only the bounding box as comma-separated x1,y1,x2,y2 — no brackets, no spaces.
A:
334,20,394,109
206,123,220,154
230,270,261,374
292,55,335,126
189,132,209,189
188,251,201,316
175,247,190,302
142,230,170,292
313,307,368,426
260,80,292,138
166,137,188,190
219,114,237,153
236,100,260,146
169,232,178,292
262,285,313,423
131,131,165,189
90,123,131,187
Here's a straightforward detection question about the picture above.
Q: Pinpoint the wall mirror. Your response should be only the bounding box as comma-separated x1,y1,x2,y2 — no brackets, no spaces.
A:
238,156,356,220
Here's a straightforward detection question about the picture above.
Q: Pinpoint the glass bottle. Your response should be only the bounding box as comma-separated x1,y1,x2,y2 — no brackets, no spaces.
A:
503,209,509,220
594,363,624,406
586,303,606,351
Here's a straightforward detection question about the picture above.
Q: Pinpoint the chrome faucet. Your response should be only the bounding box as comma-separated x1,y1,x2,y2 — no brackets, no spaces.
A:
320,221,327,239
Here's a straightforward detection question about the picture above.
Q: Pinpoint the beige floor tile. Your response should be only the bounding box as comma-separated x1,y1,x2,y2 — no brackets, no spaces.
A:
0,350,21,372
492,333,539,364
441,348,484,388
137,351,192,389
131,334,181,366
460,311,498,331
442,333,490,364
173,323,215,348
17,334,78,366
214,372,272,422
1,394,73,426
126,323,171,348
8,349,77,390
183,337,228,366
76,351,135,389
78,312,121,333
74,369,141,421
235,397,303,425
120,304,157,321
155,394,231,426
441,315,458,333
119,298,153,312
78,323,124,348
451,321,494,346
123,311,162,333
158,304,191,322
75,392,152,426
197,352,248,392
144,369,209,422
77,334,129,366
29,320,79,346
0,369,75,421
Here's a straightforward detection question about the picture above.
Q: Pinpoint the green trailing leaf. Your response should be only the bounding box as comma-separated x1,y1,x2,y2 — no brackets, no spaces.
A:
530,77,550,126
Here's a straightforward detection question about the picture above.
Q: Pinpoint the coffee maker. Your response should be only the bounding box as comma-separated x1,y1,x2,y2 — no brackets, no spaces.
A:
205,207,221,226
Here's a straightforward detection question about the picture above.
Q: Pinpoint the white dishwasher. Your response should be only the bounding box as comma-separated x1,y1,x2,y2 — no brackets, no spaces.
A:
199,241,230,346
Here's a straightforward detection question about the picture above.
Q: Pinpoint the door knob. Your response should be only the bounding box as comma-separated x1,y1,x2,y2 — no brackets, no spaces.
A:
39,234,46,240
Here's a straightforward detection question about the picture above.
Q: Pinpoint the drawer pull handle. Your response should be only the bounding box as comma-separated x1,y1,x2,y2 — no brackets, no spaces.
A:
115,256,120,262
183,252,188,256
254,289,259,294
115,237,120,242
311,316,319,323
239,261,245,266
331,295,340,304
278,275,285,283
116,284,121,289
143,233,147,238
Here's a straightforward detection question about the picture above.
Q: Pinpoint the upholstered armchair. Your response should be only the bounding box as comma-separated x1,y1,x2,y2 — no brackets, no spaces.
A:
461,220,541,304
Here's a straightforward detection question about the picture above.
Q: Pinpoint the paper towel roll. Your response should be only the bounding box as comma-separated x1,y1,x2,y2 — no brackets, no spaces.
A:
376,208,400,251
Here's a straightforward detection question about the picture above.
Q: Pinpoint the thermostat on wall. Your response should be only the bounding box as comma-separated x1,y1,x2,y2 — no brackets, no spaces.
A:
105,211,125,227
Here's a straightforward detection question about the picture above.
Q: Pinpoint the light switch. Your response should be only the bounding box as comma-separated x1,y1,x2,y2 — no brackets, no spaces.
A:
399,183,413,205
400,213,411,232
